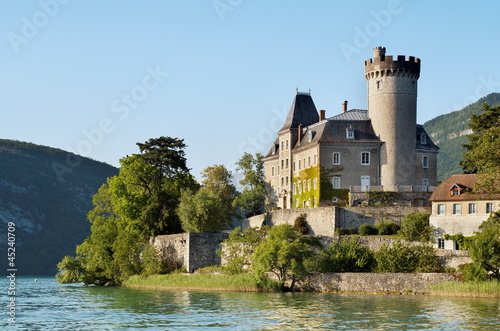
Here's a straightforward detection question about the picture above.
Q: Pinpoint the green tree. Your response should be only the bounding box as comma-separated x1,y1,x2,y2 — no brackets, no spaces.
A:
399,212,433,242
201,165,238,221
253,224,322,291
374,241,441,273
467,212,500,281
233,153,266,216
306,237,375,273
177,188,227,233
221,226,268,274
461,104,500,192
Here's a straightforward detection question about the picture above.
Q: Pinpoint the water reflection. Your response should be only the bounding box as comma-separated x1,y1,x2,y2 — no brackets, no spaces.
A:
1,277,500,330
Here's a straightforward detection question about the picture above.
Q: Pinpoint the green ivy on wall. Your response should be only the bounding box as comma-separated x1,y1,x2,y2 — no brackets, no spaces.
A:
366,191,401,207
292,165,320,208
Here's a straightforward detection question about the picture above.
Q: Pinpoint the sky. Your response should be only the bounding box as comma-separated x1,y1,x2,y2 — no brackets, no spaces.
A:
1,0,500,180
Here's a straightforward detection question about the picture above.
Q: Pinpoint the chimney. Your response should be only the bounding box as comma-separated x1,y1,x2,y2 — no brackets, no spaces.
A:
342,100,348,113
320,110,326,121
298,124,303,145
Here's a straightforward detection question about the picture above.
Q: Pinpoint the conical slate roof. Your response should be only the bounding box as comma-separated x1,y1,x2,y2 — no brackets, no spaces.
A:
279,92,319,132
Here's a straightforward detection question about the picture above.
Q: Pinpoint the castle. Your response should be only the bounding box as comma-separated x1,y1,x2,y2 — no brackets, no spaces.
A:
263,47,439,209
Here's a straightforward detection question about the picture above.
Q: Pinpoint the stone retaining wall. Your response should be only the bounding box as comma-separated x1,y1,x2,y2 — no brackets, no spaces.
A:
300,273,457,293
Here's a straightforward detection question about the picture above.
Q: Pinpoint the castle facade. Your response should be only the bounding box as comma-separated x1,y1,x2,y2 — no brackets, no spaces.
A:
263,47,439,209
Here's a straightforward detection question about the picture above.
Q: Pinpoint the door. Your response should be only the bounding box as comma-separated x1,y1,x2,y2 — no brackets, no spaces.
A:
361,176,370,192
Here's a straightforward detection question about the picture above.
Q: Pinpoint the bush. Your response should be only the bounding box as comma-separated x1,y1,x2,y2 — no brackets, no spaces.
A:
294,214,309,235
358,224,375,236
375,221,400,235
374,241,441,273
306,237,375,273
399,212,432,242
335,227,357,236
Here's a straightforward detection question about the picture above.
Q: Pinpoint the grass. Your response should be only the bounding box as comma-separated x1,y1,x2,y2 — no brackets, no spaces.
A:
429,280,500,298
123,273,281,292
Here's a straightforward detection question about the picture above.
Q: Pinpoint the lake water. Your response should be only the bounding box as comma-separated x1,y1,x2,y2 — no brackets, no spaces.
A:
1,276,500,330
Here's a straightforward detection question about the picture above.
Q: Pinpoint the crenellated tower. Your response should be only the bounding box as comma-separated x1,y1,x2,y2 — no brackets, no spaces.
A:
364,46,421,189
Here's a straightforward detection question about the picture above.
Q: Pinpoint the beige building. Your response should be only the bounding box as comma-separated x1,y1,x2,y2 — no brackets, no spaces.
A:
263,47,439,209
429,174,500,250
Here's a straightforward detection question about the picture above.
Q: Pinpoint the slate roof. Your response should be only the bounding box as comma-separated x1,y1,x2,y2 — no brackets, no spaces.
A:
429,174,500,201
416,125,439,151
279,93,319,132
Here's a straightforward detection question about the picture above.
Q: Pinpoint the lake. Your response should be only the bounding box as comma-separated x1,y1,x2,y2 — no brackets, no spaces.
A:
1,276,499,330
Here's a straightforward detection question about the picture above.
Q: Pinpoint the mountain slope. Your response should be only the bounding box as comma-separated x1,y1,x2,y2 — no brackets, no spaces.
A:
423,93,500,181
0,140,118,275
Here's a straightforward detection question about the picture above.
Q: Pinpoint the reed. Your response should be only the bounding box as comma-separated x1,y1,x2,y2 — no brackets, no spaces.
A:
429,280,500,298
123,273,280,292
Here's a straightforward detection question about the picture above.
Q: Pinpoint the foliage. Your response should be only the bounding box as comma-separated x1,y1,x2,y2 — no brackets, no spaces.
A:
335,227,357,236
57,136,197,285
0,139,118,275
233,153,266,217
293,165,321,208
444,233,473,250
460,103,500,193
201,164,238,221
253,224,322,291
358,223,376,236
458,263,490,282
399,213,433,242
177,188,228,233
423,93,500,181
375,221,400,235
466,212,500,281
374,241,441,273
318,165,345,205
294,214,309,235
367,191,401,207
221,226,268,275
306,237,375,273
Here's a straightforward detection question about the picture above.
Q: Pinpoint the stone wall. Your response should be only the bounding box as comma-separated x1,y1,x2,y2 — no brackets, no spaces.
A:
435,249,471,269
336,206,431,229
349,192,433,207
265,208,336,236
151,232,228,273
301,273,456,293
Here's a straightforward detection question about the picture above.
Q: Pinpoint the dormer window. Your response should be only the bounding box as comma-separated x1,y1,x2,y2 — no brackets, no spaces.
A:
451,188,460,196
346,126,354,139
309,131,316,142
420,133,427,145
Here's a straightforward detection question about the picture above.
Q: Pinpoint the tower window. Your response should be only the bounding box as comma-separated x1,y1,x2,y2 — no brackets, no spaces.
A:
346,127,355,139
361,152,370,165
422,155,429,168
376,80,382,89
420,133,427,145
333,152,340,165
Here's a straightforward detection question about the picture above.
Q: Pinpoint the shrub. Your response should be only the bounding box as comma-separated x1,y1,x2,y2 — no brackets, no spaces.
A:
375,221,400,235
358,224,375,236
306,237,375,273
374,241,441,273
399,212,432,242
294,213,309,235
335,227,357,236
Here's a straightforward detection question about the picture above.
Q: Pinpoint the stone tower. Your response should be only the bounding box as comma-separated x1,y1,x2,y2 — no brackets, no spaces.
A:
364,46,421,189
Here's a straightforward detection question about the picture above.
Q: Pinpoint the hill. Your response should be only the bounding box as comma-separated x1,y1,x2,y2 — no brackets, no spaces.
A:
0,140,118,275
423,93,500,182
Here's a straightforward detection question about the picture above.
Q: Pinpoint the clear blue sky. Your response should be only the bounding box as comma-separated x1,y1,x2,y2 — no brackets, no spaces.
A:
1,0,499,179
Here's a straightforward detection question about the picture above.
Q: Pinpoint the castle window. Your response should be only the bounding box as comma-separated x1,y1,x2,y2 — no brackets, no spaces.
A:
308,179,311,191
313,178,318,190
308,157,311,167
422,155,429,168
487,202,494,213
281,141,284,150
298,160,301,170
437,238,445,249
468,203,476,215
281,177,284,187
281,160,284,170
422,179,429,191
346,126,355,139
303,158,306,168
420,133,427,145
332,152,340,165
293,161,296,172
296,198,299,208
376,80,382,89
361,152,370,165
272,166,275,177
453,203,461,215
437,204,445,215
286,140,289,150
332,177,340,189
286,158,289,169
286,176,289,186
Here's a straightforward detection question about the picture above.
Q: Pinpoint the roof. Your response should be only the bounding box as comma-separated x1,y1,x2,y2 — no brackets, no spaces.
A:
328,109,369,121
416,125,439,152
279,93,319,132
429,174,500,201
